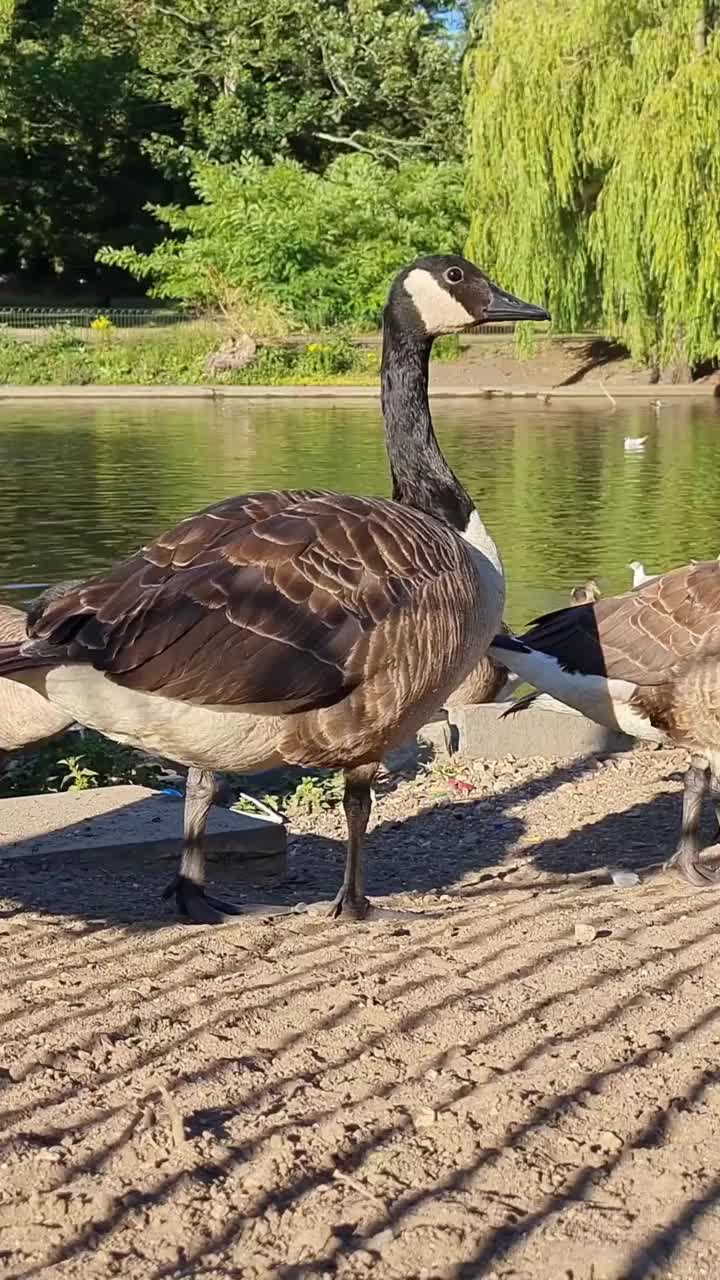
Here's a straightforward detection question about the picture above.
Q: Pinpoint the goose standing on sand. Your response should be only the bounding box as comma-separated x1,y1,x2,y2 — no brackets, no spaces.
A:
490,561,720,886
0,256,548,924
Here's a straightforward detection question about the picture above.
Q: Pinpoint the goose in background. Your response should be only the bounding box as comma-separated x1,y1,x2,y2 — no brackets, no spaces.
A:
0,256,548,924
624,436,647,453
445,621,513,707
571,578,601,606
446,578,603,712
0,585,80,770
490,560,720,885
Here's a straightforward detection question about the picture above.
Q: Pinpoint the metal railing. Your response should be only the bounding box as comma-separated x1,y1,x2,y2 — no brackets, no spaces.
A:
0,307,190,330
468,322,518,336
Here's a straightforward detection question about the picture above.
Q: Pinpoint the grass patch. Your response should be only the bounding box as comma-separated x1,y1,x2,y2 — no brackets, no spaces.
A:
0,326,463,386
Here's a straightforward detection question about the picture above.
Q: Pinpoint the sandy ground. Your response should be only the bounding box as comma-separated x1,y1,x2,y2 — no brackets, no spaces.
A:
429,338,720,392
2,745,720,1279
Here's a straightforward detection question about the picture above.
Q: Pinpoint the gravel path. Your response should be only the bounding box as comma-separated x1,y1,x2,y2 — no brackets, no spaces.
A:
1,746,719,1279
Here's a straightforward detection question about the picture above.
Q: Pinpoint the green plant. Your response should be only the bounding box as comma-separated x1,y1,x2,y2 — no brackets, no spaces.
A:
230,770,344,819
98,153,468,330
285,773,345,816
0,731,165,797
55,754,99,790
432,334,463,362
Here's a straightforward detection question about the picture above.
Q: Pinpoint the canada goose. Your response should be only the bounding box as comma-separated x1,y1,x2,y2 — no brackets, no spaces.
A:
628,560,653,588
456,581,603,711
489,561,720,885
570,578,601,606
0,256,548,924
624,436,647,452
445,621,512,706
0,584,82,767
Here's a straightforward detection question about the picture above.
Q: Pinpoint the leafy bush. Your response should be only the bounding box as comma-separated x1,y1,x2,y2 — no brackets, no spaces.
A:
97,154,468,330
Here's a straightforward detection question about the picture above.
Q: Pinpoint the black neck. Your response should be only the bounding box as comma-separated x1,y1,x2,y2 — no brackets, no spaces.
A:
380,310,474,533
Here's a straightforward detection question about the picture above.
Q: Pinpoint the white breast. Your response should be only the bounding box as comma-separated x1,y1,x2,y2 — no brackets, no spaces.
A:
43,666,285,772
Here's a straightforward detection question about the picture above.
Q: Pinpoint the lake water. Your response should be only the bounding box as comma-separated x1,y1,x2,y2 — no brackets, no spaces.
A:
1,397,719,629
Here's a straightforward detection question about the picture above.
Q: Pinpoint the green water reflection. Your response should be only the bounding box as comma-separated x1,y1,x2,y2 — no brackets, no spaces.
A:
1,397,719,629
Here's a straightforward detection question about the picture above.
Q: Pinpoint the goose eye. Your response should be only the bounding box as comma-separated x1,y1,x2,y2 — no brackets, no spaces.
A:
444,267,464,284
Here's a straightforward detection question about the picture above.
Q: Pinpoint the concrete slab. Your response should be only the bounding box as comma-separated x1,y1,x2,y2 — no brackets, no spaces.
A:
447,697,634,760
0,785,287,881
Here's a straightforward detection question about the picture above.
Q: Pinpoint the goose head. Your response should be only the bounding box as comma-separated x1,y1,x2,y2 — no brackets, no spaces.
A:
386,254,549,339
627,560,644,573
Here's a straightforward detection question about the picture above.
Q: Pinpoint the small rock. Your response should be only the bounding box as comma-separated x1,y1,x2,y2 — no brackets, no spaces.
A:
597,1129,624,1153
415,1106,437,1127
574,923,598,944
366,1228,395,1250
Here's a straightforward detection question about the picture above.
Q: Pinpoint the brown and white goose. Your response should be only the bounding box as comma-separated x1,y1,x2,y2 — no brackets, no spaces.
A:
490,561,720,886
0,255,548,924
0,589,78,768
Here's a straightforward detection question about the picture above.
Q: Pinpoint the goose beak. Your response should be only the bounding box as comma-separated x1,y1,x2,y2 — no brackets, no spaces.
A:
486,283,549,323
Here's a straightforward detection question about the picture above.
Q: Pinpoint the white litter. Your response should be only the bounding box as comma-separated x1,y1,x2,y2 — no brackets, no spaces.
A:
610,869,640,887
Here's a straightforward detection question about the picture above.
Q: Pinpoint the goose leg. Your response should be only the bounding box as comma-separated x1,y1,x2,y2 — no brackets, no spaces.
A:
665,756,720,887
330,765,378,920
163,768,296,924
305,764,380,921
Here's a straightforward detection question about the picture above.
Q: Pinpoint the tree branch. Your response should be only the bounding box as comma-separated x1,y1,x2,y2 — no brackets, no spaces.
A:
313,130,380,156
152,3,208,32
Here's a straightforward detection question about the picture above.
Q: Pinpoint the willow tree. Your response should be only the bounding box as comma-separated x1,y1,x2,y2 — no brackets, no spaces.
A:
465,0,720,375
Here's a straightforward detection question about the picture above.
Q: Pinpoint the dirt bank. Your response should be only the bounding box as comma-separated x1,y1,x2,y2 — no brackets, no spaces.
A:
430,336,720,394
1,745,719,1279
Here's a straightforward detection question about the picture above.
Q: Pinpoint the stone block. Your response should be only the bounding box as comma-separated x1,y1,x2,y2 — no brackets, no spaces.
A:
0,784,287,881
447,696,634,760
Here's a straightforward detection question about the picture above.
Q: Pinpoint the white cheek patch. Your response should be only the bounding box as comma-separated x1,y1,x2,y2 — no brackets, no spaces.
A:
403,268,476,334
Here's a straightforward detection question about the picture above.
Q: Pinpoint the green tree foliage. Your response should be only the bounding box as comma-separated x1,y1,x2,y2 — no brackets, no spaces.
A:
0,0,14,40
466,0,720,371
0,0,466,279
98,154,468,328
113,0,465,168
0,0,175,274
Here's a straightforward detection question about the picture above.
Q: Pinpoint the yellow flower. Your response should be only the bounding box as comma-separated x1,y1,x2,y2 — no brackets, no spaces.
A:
90,314,114,332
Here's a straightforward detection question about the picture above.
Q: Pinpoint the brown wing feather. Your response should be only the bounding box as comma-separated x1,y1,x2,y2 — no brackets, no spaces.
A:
522,561,720,686
0,606,27,648
19,489,471,713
